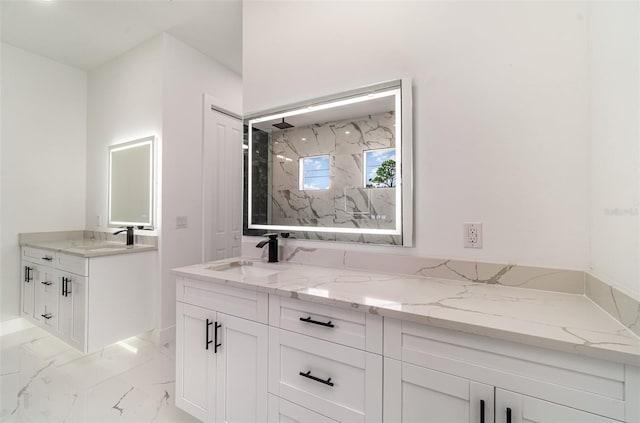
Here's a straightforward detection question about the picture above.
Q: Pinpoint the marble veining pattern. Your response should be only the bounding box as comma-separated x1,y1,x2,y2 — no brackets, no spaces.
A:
0,323,197,423
587,273,640,338
267,112,401,244
174,258,640,366
243,241,586,294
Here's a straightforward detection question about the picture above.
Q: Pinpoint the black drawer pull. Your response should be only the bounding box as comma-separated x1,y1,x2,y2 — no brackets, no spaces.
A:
300,316,334,328
41,256,53,261
41,281,53,286
480,400,485,423
40,313,52,320
299,370,334,386
506,407,512,423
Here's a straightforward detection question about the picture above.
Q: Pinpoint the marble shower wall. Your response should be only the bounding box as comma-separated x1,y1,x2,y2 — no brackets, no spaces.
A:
269,111,401,244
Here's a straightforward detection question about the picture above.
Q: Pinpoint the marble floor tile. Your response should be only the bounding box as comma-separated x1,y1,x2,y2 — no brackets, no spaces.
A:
0,322,198,423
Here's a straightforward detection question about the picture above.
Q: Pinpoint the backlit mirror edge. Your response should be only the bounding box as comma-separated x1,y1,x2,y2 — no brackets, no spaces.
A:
108,135,156,230
245,78,414,247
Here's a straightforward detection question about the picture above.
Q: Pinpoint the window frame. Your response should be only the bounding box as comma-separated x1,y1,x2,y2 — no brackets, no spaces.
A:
363,147,396,188
299,154,331,191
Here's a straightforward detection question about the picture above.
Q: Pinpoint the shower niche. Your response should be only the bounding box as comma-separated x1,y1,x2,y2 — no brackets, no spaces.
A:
244,79,413,246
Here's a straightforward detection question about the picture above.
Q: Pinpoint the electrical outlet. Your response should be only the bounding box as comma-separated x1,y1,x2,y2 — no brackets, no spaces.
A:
463,222,483,249
96,215,102,227
176,216,188,229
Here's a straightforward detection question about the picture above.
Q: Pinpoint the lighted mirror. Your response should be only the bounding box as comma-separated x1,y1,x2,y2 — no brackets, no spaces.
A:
245,79,413,246
109,136,155,228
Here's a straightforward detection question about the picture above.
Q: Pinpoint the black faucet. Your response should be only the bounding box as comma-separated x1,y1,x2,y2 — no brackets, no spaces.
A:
256,233,279,263
114,226,135,246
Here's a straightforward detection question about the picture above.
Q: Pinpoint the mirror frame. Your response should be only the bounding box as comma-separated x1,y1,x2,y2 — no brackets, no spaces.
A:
245,78,413,246
108,135,156,229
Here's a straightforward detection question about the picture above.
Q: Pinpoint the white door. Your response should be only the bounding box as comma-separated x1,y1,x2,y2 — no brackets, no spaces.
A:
384,358,494,423
176,302,217,422
215,312,268,423
495,389,619,423
203,97,243,262
268,394,338,423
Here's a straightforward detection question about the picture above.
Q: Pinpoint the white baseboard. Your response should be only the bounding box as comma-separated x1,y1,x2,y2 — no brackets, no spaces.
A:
148,325,175,346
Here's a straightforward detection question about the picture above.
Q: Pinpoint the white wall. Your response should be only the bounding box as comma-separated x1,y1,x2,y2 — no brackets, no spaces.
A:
160,34,241,329
85,35,164,232
588,2,640,298
243,1,590,270
1,43,87,321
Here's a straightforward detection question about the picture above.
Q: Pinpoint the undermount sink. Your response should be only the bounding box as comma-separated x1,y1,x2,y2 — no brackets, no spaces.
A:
207,260,283,278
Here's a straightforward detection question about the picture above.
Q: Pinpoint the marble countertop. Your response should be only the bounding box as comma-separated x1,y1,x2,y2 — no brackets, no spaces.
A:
173,257,640,366
22,239,157,258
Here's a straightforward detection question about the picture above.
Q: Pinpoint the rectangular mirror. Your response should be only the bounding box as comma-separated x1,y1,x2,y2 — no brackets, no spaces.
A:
245,79,413,246
109,136,155,228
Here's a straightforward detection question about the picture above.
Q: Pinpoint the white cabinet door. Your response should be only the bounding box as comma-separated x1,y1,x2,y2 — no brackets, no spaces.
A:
384,358,494,423
176,302,217,422
215,313,268,423
21,262,35,318
268,394,338,423
57,271,87,351
495,389,620,423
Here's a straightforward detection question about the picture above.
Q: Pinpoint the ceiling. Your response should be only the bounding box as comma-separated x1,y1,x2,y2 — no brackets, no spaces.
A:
0,0,242,74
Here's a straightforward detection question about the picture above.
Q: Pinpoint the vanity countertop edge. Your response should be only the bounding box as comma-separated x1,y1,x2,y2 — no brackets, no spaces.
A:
21,240,157,258
173,257,640,367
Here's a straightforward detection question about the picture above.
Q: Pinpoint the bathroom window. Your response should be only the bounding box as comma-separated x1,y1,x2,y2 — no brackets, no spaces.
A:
299,155,330,190
364,148,396,188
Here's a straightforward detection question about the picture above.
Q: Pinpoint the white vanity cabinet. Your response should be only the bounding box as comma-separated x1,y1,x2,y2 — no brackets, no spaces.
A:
383,319,638,423
20,246,155,353
175,277,269,423
268,296,383,423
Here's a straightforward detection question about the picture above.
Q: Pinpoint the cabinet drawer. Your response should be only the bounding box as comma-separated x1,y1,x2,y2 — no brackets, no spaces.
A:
23,247,56,266
176,277,268,324
57,252,88,276
269,296,382,353
385,319,627,421
268,394,338,423
268,328,382,423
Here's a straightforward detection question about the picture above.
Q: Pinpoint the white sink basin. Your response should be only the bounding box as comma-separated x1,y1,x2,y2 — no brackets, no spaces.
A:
207,260,283,278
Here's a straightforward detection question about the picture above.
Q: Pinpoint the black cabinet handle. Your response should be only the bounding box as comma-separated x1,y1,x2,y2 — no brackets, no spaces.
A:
41,256,53,261
41,281,52,286
40,313,52,320
214,322,222,353
506,407,512,423
205,319,213,350
480,400,485,423
25,266,33,282
300,316,335,328
299,370,334,386
61,277,71,297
